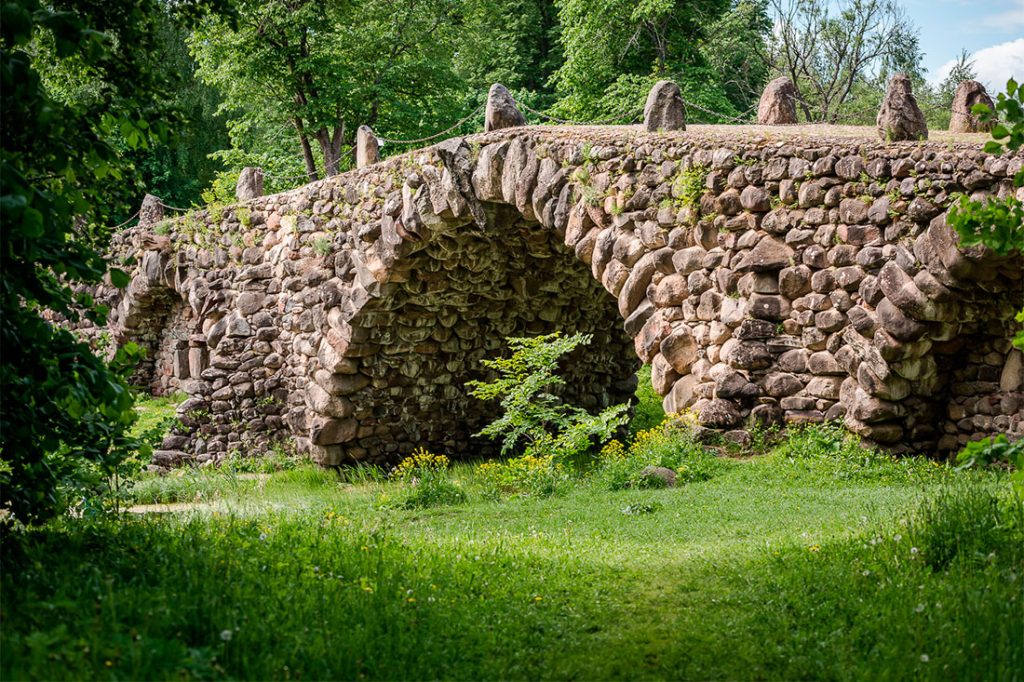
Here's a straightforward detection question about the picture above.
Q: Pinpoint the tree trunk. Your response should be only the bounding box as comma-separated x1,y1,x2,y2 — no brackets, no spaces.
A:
315,121,345,177
293,116,319,181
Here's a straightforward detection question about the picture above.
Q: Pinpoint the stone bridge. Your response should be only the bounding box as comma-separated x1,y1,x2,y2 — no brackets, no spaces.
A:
101,116,1023,466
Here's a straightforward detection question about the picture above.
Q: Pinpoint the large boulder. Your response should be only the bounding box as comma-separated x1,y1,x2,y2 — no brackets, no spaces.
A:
484,83,525,132
643,80,686,132
948,80,995,133
757,77,798,124
877,73,928,141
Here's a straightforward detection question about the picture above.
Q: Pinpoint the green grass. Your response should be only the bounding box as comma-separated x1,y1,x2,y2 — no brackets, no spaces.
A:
3,444,1020,680
3,388,1019,680
129,391,185,446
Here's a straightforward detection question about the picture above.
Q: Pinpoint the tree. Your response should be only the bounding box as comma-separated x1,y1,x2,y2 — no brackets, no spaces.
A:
0,0,223,523
189,0,469,182
550,0,769,123
769,0,920,122
454,0,562,98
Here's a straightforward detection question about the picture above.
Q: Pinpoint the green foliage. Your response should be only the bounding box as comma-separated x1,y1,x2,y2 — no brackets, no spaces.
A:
550,0,768,122
594,419,722,491
190,0,474,181
769,0,922,122
313,236,333,256
390,448,467,509
0,0,224,522
672,163,710,211
947,78,1024,351
476,454,568,499
956,434,1024,496
770,422,951,484
5,447,1018,680
948,77,1024,254
628,365,666,436
907,483,1022,572
467,332,629,462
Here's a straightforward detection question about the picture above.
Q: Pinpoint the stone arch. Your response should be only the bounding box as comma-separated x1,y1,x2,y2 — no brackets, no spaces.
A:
110,126,1022,464
295,135,649,465
108,244,192,394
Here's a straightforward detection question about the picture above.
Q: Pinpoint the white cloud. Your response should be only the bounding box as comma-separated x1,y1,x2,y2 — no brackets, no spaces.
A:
974,0,1024,33
932,38,1024,93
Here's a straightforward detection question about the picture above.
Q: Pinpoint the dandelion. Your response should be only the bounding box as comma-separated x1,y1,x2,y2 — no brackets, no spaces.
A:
407,597,416,603
920,654,929,663
910,546,919,555
915,603,925,613
533,595,543,602
220,630,233,642
809,544,821,552
862,570,871,576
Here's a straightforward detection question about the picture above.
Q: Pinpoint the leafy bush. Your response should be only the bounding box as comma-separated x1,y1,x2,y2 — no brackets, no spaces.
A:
476,454,567,499
391,448,466,510
594,418,721,491
956,434,1024,496
0,0,191,524
467,332,628,463
947,77,1023,351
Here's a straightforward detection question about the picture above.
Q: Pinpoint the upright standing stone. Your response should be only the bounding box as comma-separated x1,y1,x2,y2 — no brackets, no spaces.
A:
757,77,798,124
139,193,164,227
235,167,264,201
876,73,928,141
484,83,525,132
643,80,686,132
949,80,995,133
356,126,380,168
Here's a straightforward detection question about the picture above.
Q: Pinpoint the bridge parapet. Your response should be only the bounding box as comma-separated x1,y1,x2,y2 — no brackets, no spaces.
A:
102,125,1023,465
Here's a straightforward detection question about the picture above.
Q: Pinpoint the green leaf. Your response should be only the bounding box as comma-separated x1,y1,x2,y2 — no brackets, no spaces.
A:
21,207,44,237
109,268,130,288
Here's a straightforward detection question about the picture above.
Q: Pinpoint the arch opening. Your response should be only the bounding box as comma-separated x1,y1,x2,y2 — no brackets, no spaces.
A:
308,203,638,465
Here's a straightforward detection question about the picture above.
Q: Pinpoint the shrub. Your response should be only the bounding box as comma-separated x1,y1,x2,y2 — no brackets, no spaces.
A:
467,332,629,464
594,418,721,491
391,448,467,510
476,454,567,499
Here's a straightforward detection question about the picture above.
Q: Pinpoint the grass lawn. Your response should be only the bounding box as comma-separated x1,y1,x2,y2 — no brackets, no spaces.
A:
2,394,1021,680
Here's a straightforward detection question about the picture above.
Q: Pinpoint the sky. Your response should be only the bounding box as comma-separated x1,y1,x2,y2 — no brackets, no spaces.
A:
903,0,1024,90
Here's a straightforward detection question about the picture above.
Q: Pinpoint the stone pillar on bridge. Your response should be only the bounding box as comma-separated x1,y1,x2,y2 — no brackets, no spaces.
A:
235,167,264,201
356,126,381,168
949,80,995,133
757,77,798,125
643,80,686,132
484,83,525,132
877,73,928,141
138,193,164,228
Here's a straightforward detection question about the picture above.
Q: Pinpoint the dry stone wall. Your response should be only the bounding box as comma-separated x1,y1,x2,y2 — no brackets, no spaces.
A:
101,125,1023,466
